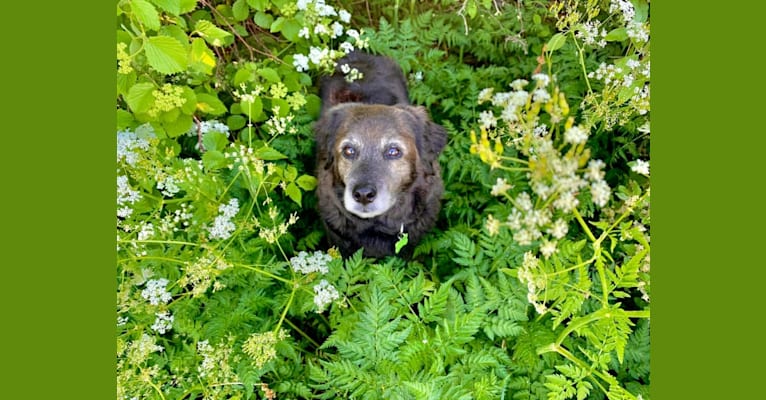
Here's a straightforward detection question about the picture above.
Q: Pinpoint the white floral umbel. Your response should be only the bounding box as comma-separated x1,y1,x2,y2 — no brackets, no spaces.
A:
207,198,240,240
313,279,340,312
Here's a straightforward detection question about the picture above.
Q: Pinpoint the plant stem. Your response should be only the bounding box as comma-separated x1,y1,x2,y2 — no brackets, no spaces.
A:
572,208,597,243
283,318,321,349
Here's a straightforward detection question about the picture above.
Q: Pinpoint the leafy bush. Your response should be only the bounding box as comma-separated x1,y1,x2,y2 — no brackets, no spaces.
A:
116,0,650,399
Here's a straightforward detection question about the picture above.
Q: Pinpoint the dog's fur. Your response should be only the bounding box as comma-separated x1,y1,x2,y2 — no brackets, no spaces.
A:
315,52,447,258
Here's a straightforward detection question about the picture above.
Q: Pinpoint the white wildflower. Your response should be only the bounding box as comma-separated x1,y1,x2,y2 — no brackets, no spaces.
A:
151,311,174,334
339,41,355,54
338,9,351,23
531,73,550,87
331,22,344,38
590,180,611,207
553,191,579,212
479,110,497,129
548,219,568,239
540,240,558,259
532,88,551,103
290,251,333,274
141,278,172,306
510,79,529,91
313,279,339,312
490,178,512,196
564,125,589,145
631,159,650,176
586,159,605,182
293,53,309,72
208,198,240,240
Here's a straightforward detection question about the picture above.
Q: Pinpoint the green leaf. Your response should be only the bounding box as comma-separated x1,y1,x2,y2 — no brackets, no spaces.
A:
149,0,181,16
254,146,287,161
189,38,216,75
194,20,233,47
546,33,567,52
116,71,137,97
202,150,226,170
196,93,226,115
232,0,250,21
226,115,247,130
605,27,628,42
246,0,268,12
394,233,409,254
163,113,193,137
305,94,321,118
116,109,136,130
239,98,263,121
285,182,301,205
233,68,253,86
202,132,229,152
253,11,273,29
125,82,156,114
295,175,317,191
257,68,280,83
633,0,650,23
180,86,197,115
280,18,301,42
144,36,188,74
270,16,285,33
467,0,478,19
270,98,290,117
130,0,160,31
179,0,196,13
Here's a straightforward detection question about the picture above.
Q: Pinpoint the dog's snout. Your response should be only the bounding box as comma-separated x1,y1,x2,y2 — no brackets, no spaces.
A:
352,185,377,205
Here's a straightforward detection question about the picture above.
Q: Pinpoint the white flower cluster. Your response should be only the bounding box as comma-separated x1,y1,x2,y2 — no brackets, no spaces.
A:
477,74,612,255
196,339,235,381
340,63,364,83
141,278,172,305
184,119,230,138
156,174,181,197
575,20,607,48
290,250,332,274
208,198,240,240
151,311,174,334
117,128,152,166
289,250,339,312
127,334,164,365
117,175,141,218
264,111,296,136
609,0,635,23
631,159,650,176
313,279,340,313
291,1,365,73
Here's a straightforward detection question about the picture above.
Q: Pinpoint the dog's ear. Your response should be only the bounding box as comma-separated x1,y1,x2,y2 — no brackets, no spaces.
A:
398,105,447,165
314,105,350,170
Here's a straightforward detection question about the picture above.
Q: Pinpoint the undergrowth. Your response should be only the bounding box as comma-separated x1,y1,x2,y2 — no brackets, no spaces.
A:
116,0,650,398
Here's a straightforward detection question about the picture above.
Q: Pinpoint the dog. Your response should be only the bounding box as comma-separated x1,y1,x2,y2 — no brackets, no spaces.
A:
314,51,447,258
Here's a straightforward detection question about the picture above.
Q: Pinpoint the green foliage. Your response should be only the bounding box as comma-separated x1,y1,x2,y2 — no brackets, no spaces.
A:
116,0,650,399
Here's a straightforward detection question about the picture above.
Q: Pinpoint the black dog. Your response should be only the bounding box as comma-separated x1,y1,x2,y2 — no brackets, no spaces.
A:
314,52,447,258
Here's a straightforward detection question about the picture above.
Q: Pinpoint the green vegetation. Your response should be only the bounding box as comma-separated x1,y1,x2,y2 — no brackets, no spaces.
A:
116,0,650,398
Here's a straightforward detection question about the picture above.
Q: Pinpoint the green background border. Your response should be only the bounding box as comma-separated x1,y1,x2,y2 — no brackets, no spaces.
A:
3,1,764,398
653,2,766,398
2,1,115,398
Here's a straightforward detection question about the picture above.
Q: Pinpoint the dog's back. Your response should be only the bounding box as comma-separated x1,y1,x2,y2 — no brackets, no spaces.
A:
319,51,410,114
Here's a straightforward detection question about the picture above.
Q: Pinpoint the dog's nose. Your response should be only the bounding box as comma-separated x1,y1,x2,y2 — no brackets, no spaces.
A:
352,185,377,205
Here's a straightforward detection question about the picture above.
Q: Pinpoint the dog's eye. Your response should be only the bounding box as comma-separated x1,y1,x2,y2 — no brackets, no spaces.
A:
385,146,402,159
341,145,357,159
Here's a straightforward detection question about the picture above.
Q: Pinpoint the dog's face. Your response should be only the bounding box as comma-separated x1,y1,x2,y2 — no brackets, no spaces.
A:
316,103,446,219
